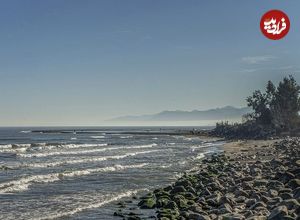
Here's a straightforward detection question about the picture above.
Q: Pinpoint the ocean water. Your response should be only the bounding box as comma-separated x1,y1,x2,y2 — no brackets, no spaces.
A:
0,127,223,220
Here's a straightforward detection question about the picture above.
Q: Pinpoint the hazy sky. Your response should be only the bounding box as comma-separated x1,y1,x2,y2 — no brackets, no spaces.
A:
0,1,300,126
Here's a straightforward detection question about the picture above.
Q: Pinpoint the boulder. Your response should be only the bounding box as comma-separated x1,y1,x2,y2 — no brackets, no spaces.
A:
138,197,156,209
267,205,288,220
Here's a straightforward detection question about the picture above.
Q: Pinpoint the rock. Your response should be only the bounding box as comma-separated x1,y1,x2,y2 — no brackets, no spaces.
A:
175,179,192,188
235,189,249,197
279,188,292,194
250,201,267,210
138,197,156,209
279,192,293,200
246,216,266,220
218,203,232,214
182,192,196,200
268,180,284,189
157,208,180,219
246,199,257,208
254,179,269,187
164,185,173,192
292,187,300,199
186,186,197,194
165,201,178,209
280,172,295,183
279,199,300,210
173,195,188,209
267,205,288,219
220,196,236,207
171,186,187,194
235,196,247,204
189,204,206,214
220,213,245,220
188,212,211,220
261,196,271,204
156,198,169,208
268,189,278,197
201,188,212,196
288,179,300,189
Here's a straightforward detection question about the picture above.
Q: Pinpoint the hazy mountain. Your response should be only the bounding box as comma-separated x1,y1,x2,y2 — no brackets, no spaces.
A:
110,106,251,121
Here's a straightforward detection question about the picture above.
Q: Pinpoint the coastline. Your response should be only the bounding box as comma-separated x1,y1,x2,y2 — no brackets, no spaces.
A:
114,137,299,219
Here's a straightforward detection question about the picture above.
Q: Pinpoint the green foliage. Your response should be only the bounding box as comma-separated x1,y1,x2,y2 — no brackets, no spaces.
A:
213,75,300,138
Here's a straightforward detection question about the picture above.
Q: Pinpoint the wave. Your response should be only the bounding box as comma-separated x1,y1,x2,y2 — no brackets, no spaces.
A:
19,143,157,158
1,143,106,153
20,130,31,133
0,163,148,193
0,144,13,149
44,143,108,150
24,150,162,168
120,135,133,139
32,189,146,220
90,136,105,139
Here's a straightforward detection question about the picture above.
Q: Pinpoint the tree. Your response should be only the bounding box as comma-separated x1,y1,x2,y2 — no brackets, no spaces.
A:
246,75,300,133
246,88,273,126
270,75,300,131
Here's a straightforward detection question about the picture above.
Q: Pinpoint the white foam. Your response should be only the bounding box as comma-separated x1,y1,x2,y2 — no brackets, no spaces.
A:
19,143,157,158
0,147,28,153
120,135,133,139
25,150,161,168
90,136,105,139
0,144,12,149
0,163,148,193
190,145,205,151
32,189,146,220
194,153,205,160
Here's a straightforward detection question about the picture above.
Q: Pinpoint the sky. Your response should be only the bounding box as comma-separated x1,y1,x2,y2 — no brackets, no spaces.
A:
0,0,300,126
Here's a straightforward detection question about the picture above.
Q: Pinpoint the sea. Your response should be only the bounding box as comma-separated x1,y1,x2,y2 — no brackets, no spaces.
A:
0,126,224,220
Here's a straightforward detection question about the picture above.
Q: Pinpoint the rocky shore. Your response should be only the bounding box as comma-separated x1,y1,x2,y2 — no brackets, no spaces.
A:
114,138,300,219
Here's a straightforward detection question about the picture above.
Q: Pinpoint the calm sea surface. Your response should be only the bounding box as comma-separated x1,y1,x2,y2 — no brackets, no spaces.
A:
0,127,223,219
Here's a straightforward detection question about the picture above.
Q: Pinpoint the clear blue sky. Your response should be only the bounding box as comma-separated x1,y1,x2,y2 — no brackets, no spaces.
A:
0,1,299,126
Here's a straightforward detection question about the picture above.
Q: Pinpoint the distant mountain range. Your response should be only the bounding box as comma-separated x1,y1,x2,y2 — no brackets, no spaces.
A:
110,106,251,122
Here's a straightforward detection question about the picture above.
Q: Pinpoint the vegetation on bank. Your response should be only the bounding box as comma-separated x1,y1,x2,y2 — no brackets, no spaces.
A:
211,75,300,139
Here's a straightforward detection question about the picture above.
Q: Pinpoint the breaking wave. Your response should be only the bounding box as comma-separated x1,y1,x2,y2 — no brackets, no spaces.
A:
0,163,148,193
23,150,162,168
32,189,147,220
19,143,157,158
90,136,105,139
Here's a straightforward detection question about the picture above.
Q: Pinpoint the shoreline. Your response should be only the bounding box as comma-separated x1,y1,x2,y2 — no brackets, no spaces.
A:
114,137,299,219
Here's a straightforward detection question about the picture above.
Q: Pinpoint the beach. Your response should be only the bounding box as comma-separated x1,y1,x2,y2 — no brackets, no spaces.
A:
117,137,300,219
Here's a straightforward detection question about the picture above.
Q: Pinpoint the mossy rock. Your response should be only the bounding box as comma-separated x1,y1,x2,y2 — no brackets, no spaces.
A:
170,186,186,194
175,179,192,188
164,185,173,192
157,208,179,220
186,199,196,206
165,201,178,209
155,190,171,200
138,197,156,209
139,192,154,199
180,192,196,200
157,197,170,208
173,195,188,209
